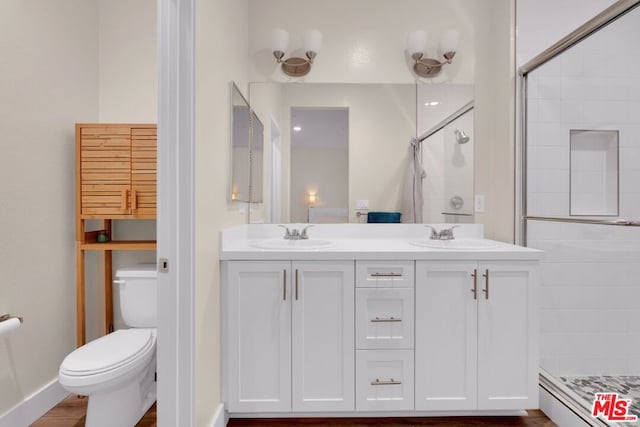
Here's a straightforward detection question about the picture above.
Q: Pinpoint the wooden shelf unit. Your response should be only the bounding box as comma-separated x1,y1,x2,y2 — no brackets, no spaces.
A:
75,124,157,347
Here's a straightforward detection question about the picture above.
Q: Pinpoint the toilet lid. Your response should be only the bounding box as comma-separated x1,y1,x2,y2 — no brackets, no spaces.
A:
61,329,155,376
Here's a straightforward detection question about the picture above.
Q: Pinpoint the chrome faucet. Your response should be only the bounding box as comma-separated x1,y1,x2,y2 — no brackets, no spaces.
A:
278,225,314,240
425,225,460,240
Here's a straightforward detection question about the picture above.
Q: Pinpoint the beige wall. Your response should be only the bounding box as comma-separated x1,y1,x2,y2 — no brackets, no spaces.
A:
473,1,516,242
0,0,99,415
195,0,249,425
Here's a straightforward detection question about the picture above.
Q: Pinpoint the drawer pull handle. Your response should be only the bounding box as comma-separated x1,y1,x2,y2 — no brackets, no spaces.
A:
371,316,401,323
371,272,402,278
371,378,402,386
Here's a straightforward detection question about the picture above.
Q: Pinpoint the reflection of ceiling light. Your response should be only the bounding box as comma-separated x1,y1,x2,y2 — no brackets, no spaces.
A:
424,101,440,106
293,126,302,132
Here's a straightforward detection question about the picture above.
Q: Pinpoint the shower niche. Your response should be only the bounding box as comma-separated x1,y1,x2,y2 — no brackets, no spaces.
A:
569,129,619,216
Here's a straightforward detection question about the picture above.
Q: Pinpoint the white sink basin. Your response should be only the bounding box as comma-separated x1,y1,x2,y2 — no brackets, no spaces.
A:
251,239,334,250
409,239,500,250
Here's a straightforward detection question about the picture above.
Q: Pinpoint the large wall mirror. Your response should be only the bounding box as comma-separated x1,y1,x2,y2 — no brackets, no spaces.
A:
230,82,264,204
250,82,474,224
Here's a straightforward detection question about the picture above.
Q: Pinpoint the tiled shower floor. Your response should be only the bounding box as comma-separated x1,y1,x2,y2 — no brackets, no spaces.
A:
559,376,640,425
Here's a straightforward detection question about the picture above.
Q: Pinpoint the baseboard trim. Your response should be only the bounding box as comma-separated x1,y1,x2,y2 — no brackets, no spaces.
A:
0,379,68,427
210,403,226,427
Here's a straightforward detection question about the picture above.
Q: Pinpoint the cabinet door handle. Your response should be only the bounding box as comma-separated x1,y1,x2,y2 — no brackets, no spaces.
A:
295,269,299,300
131,189,138,211
283,269,287,301
121,189,128,212
471,269,477,300
371,378,402,386
370,317,402,323
370,272,402,277
482,269,489,300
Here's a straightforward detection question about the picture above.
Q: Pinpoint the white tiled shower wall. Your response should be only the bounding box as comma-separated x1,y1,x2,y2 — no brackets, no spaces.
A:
524,5,640,377
528,221,640,376
526,7,640,219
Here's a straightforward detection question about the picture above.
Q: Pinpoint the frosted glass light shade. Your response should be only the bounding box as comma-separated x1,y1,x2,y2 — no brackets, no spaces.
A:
270,28,289,52
439,29,460,54
407,30,428,55
303,29,322,53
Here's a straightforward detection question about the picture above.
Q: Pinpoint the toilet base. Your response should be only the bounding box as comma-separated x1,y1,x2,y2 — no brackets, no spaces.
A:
84,363,156,427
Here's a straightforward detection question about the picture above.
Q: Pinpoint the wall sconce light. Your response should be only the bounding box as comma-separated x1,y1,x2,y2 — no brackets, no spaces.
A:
307,191,316,206
270,28,322,77
407,29,459,77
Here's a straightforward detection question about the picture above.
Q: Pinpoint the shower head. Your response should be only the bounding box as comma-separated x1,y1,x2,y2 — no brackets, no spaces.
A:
454,129,470,144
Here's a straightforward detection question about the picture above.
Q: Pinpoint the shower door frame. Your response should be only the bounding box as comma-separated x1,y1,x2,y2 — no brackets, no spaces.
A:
517,0,640,245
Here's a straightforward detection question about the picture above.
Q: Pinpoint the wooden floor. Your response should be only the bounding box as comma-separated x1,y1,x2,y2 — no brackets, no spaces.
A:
33,396,555,427
32,395,156,427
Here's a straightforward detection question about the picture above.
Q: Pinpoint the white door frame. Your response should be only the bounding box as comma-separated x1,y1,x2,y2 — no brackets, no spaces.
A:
157,0,195,426
270,115,282,224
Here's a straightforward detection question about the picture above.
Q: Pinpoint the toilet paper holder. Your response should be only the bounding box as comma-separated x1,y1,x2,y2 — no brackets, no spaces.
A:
0,314,23,323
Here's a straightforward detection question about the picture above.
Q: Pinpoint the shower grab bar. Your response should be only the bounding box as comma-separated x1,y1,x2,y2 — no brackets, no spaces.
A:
524,216,640,227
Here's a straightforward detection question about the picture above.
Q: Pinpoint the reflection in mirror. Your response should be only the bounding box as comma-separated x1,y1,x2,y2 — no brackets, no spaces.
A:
417,84,474,224
290,107,349,223
230,83,250,202
250,82,417,224
250,111,264,203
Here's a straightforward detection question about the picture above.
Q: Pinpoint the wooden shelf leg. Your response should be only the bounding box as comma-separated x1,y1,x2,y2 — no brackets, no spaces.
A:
76,246,85,347
104,219,113,334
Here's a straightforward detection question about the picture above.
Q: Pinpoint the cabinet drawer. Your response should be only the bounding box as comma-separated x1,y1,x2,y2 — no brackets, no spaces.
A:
356,288,414,349
356,350,414,411
355,261,414,288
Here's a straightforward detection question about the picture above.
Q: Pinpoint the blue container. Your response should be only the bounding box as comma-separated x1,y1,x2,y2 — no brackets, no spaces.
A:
367,211,402,223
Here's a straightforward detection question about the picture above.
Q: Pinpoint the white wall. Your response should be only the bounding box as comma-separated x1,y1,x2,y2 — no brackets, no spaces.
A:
248,0,475,85
195,0,249,425
0,0,99,416
516,0,617,67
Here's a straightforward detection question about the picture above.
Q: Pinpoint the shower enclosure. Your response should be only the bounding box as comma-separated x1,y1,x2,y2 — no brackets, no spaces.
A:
521,1,640,425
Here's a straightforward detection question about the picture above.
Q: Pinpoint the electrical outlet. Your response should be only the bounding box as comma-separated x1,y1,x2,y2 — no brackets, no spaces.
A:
474,194,485,213
355,199,369,210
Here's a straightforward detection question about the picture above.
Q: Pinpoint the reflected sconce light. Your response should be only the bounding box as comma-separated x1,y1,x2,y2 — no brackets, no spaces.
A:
270,28,322,77
307,191,316,206
407,29,459,77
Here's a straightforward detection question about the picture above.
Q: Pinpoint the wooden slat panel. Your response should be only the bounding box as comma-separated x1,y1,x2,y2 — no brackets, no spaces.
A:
131,151,156,159
131,140,157,148
81,150,131,159
131,128,157,136
81,138,130,149
81,126,130,136
82,207,129,215
81,161,130,169
81,172,131,181
82,184,129,192
82,196,126,203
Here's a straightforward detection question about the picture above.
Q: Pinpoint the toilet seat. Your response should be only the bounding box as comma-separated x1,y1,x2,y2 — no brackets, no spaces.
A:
60,329,155,380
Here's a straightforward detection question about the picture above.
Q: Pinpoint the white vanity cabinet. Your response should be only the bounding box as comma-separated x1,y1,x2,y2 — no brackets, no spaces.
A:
415,260,539,411
224,260,355,413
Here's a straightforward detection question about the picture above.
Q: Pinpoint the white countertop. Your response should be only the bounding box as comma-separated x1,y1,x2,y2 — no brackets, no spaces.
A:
220,224,542,261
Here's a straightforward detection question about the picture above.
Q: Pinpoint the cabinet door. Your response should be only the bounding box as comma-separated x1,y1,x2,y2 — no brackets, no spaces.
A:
291,261,355,412
225,261,291,413
415,261,478,411
130,127,157,218
79,125,131,217
477,261,538,410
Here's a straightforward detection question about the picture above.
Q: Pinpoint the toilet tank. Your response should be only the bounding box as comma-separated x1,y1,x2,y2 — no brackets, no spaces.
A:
115,264,157,328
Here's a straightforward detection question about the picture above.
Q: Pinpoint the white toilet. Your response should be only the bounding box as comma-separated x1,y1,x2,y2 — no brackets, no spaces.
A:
59,264,157,427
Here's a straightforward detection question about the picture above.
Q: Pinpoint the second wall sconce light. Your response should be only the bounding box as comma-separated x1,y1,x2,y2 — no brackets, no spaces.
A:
407,29,459,77
307,191,317,206
270,28,322,77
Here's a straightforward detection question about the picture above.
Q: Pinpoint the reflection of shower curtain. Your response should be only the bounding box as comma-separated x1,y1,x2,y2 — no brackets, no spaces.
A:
401,138,426,223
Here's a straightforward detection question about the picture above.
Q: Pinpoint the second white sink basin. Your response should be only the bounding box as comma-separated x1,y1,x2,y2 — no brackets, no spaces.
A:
409,239,500,250
251,239,334,250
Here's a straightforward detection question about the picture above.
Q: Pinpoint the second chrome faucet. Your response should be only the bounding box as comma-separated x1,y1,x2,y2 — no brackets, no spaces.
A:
278,224,314,240
425,225,460,240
